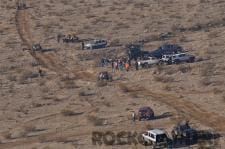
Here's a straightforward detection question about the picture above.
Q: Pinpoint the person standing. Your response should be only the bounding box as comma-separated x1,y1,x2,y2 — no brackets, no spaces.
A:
38,68,43,77
81,41,85,50
132,112,136,122
135,60,139,71
111,59,115,72
57,34,61,43
128,58,131,66
115,60,118,70
125,62,129,72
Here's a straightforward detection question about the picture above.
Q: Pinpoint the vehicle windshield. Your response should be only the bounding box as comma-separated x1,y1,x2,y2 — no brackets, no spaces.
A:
156,134,167,142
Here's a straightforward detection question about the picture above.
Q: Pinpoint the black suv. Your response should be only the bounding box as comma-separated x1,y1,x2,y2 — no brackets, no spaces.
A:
149,44,184,58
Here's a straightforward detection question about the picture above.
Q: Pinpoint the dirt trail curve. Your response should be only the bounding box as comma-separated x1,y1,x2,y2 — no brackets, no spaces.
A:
120,83,225,133
15,7,94,80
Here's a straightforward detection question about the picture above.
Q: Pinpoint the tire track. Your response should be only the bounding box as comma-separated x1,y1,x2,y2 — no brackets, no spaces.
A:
15,8,94,80
120,83,225,132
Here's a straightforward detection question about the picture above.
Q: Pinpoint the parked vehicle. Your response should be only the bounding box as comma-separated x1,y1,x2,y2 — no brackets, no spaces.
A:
142,129,172,148
161,54,174,65
162,52,195,64
138,57,161,68
97,71,112,81
17,3,27,10
127,43,143,60
23,44,55,52
171,53,195,64
62,34,79,43
171,120,197,142
138,106,154,121
149,44,184,58
142,121,216,148
84,39,107,50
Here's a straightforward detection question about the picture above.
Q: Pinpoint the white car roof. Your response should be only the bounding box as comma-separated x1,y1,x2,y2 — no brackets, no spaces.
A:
147,129,165,135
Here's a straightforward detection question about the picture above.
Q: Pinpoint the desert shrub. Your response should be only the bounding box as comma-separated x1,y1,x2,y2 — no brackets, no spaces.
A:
103,10,109,15
7,74,17,82
119,84,144,93
213,88,223,94
60,75,75,81
130,92,139,98
119,84,130,93
19,70,39,84
196,57,204,62
79,91,94,96
87,115,105,126
102,101,112,107
154,65,166,74
40,86,50,93
208,31,218,38
32,102,43,108
201,63,215,76
116,22,130,29
42,147,52,149
110,39,120,46
199,0,209,3
0,66,9,74
178,65,192,73
109,6,116,11
142,35,160,43
200,77,212,86
61,109,77,116
64,80,77,89
79,91,87,96
133,2,148,10
154,75,174,83
164,67,176,75
86,14,96,19
163,85,172,91
24,124,36,133
3,132,11,139
61,0,69,5
145,124,152,130
96,81,107,87
171,24,180,32
179,36,188,42
222,95,225,102
39,80,45,86
39,135,48,143
206,49,218,55
8,84,15,93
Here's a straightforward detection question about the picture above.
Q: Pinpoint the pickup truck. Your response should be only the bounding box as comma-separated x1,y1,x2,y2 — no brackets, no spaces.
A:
162,53,195,64
83,39,107,50
138,57,160,68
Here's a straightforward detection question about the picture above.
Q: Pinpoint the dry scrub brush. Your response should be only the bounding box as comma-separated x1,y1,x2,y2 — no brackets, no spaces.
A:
87,115,105,126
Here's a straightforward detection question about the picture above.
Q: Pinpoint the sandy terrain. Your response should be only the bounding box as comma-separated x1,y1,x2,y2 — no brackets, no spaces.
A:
0,0,225,148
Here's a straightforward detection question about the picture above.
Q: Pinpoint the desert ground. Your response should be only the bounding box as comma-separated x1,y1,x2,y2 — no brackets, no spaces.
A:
0,0,225,148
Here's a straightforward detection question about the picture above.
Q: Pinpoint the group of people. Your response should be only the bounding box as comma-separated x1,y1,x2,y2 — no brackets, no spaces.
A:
111,57,131,72
100,57,140,72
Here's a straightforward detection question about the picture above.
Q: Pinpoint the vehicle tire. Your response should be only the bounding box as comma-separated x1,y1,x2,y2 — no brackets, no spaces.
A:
142,139,147,145
158,60,163,65
175,59,180,64
190,57,195,63
143,63,148,68
149,141,152,145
